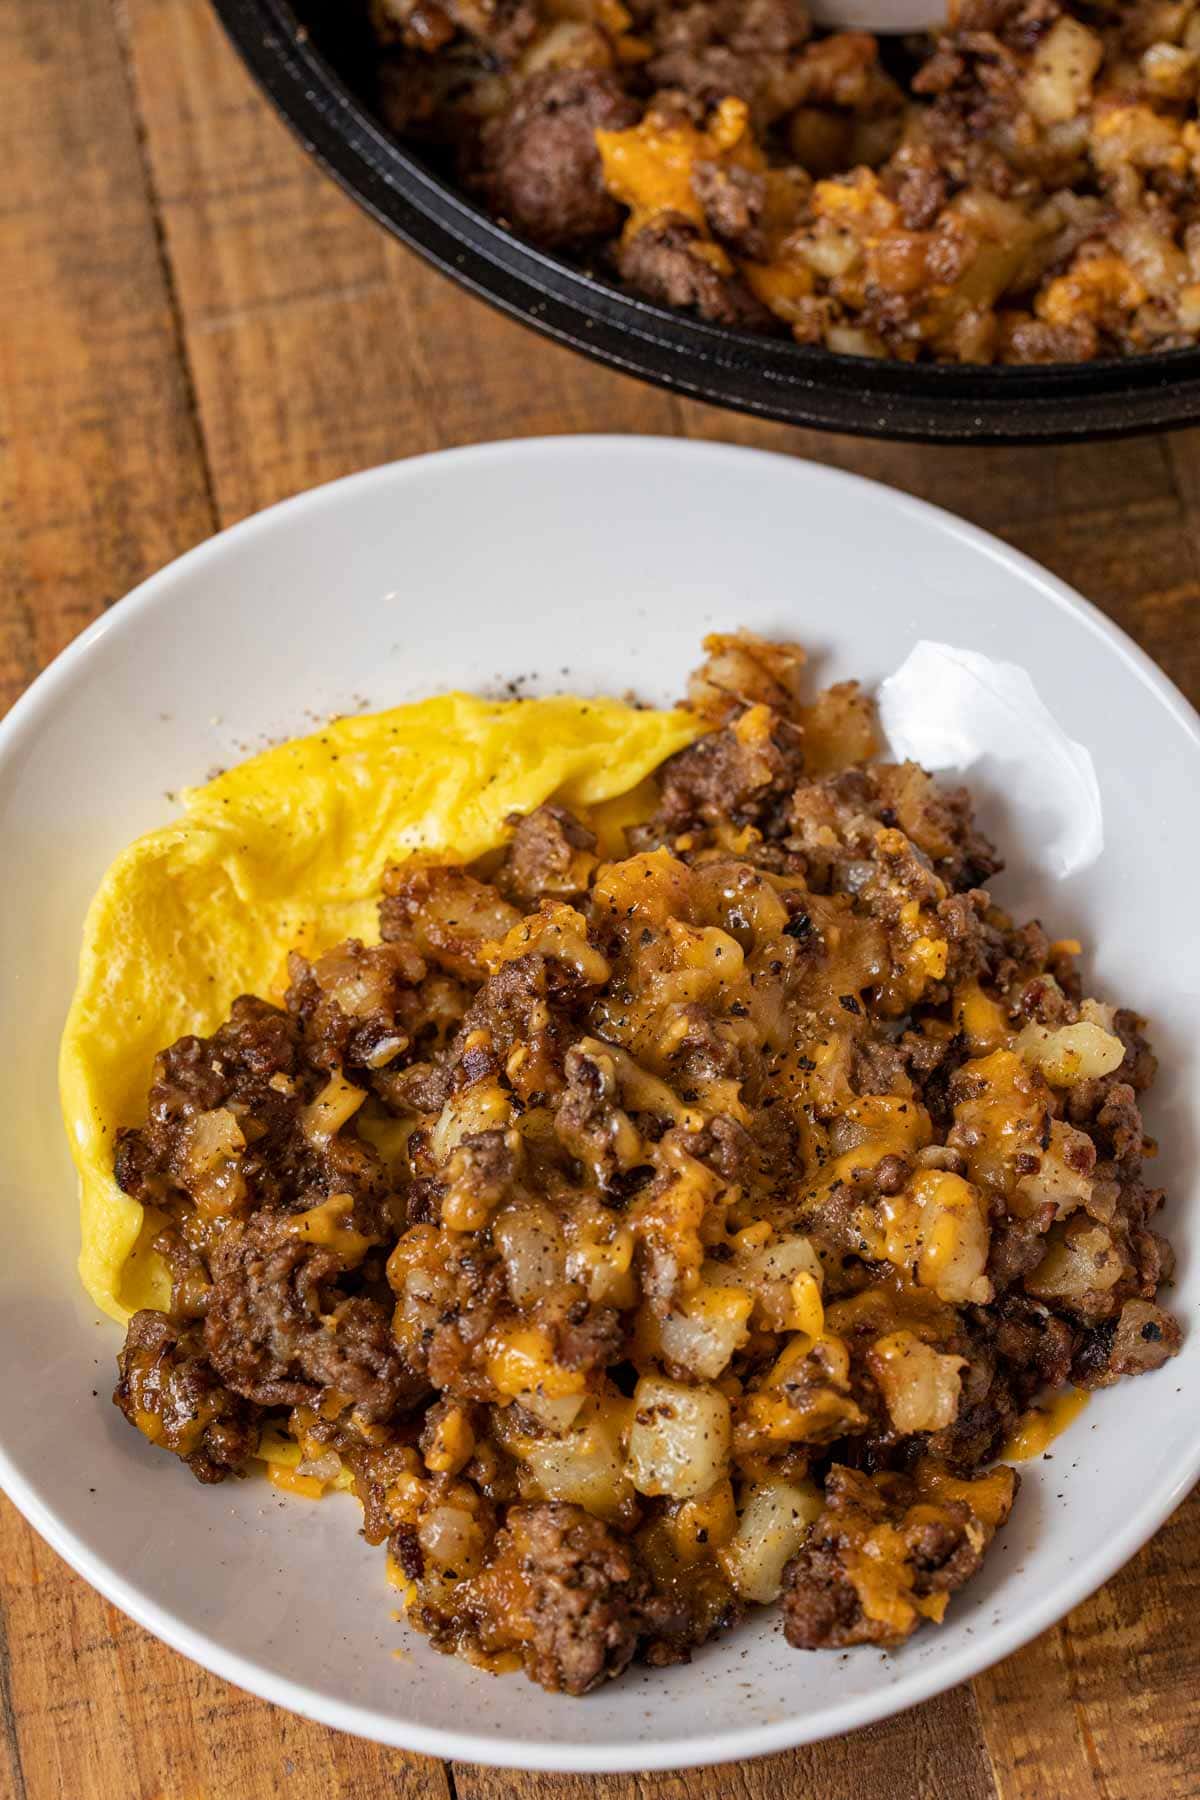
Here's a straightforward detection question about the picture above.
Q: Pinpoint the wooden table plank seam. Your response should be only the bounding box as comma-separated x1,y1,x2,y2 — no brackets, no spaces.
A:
109,0,221,534
0,1599,30,1800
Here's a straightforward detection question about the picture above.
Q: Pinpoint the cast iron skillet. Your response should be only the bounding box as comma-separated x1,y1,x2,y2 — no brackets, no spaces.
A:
212,0,1200,443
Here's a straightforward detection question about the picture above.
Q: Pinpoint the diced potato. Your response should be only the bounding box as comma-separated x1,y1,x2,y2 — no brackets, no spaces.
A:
516,1401,633,1520
1090,104,1186,181
627,1376,732,1499
628,1147,720,1310
382,866,521,979
565,1208,636,1309
485,1325,587,1423
184,1106,245,1172
867,1331,964,1435
659,1279,754,1379
1016,1019,1126,1086
591,849,691,928
430,1078,512,1164
1112,214,1189,303
667,1479,738,1563
486,901,611,986
948,1049,1048,1197
518,17,611,75
876,1170,992,1305
1026,1215,1126,1302
796,681,878,774
940,191,1040,311
1014,1119,1095,1219
825,322,885,357
687,859,793,943
736,1234,824,1333
663,918,747,996
1141,42,1197,103
182,1107,248,1215
518,1390,588,1433
720,1479,823,1604
417,1504,486,1576
736,1333,866,1452
1026,16,1103,126
686,630,808,726
493,1204,566,1306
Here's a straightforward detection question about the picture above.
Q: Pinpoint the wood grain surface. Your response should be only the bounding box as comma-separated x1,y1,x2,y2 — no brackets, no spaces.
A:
0,1,1197,1794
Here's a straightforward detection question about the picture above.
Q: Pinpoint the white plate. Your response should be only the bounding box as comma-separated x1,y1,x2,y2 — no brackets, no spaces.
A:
0,437,1196,1773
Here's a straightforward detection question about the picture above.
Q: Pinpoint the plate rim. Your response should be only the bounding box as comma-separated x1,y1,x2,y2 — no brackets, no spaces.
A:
2,434,1198,1771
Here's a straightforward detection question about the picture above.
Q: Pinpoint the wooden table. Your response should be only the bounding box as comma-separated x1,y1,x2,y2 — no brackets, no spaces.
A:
2,1,1198,1794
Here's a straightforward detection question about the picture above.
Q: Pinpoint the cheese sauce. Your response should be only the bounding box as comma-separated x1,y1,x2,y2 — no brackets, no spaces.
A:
1002,1389,1090,1461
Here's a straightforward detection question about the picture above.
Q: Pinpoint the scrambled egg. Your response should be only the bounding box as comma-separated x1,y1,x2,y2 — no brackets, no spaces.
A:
61,692,700,1325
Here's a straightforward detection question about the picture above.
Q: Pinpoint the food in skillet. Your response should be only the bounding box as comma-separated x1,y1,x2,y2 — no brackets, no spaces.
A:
363,0,1200,364
63,636,1181,1694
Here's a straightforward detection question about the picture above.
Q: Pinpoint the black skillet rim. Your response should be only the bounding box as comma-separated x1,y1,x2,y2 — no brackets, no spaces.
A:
212,0,1200,445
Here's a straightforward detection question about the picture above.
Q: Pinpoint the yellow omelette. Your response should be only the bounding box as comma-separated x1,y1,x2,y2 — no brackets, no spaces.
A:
60,691,701,1327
